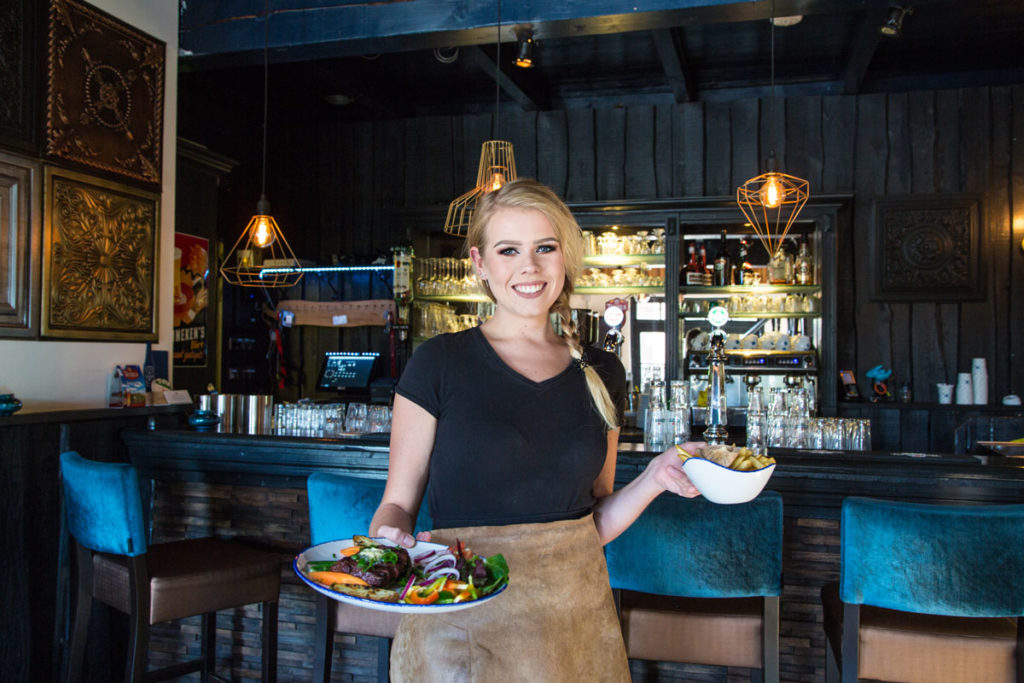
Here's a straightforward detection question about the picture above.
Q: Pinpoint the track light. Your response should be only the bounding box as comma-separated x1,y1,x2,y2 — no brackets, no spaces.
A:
514,27,534,68
879,5,913,38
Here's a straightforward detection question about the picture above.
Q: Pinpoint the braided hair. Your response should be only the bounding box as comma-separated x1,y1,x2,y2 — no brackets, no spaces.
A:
467,179,619,430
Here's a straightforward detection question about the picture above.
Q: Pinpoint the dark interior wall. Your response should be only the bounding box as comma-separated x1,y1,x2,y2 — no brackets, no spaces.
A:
193,85,1024,406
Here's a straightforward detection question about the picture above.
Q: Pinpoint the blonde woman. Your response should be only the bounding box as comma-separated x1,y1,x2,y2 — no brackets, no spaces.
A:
371,178,701,682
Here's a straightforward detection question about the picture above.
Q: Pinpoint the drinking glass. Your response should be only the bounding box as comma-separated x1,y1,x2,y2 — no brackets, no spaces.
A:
746,412,767,454
345,403,368,432
822,418,843,450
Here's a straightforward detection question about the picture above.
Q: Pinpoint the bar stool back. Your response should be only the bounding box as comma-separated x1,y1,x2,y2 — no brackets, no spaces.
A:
306,472,432,683
60,451,281,683
605,491,783,683
822,496,1024,683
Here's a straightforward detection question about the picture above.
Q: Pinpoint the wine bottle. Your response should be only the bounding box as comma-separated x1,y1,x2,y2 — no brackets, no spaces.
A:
712,230,732,286
794,234,814,285
735,238,752,285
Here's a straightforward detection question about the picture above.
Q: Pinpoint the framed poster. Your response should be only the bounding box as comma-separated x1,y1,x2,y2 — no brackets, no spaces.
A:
41,165,159,340
45,0,165,187
173,232,209,367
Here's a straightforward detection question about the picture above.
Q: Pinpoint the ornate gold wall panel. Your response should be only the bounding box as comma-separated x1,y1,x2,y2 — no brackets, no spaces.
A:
42,166,158,340
45,0,165,187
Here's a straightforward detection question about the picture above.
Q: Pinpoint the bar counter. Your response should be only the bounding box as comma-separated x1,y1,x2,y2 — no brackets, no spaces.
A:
120,428,1024,682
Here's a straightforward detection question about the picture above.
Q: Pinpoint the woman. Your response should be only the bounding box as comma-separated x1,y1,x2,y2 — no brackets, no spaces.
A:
370,178,701,682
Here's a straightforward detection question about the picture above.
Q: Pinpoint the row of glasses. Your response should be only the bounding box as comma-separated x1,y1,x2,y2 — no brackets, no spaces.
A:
272,401,394,436
343,403,392,433
415,302,479,338
725,293,819,314
747,414,871,451
415,257,480,297
576,265,664,288
584,229,666,256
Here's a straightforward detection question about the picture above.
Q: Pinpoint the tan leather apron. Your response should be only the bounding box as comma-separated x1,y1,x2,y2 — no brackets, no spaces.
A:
390,514,630,683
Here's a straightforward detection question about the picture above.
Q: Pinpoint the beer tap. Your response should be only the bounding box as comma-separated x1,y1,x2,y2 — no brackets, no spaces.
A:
703,305,730,445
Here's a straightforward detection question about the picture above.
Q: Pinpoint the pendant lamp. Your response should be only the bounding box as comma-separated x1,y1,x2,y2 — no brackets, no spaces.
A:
220,0,303,288
443,1,518,237
736,0,809,260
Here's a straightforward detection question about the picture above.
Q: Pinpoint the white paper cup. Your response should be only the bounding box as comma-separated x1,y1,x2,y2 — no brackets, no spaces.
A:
936,383,953,404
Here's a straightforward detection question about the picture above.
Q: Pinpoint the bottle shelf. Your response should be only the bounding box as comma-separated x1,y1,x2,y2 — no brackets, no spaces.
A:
680,311,821,320
414,294,490,303
583,254,665,267
679,284,821,296
576,286,663,295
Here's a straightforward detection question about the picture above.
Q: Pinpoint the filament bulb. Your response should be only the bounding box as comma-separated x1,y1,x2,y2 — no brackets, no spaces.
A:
252,216,276,248
761,175,783,209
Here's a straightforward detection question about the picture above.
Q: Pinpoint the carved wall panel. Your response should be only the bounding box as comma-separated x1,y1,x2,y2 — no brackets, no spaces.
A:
0,0,40,152
45,0,165,188
870,194,983,302
42,166,158,340
0,151,40,337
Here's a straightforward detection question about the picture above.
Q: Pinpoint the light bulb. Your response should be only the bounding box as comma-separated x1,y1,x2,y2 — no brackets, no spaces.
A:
252,216,276,248
488,170,506,192
761,175,783,209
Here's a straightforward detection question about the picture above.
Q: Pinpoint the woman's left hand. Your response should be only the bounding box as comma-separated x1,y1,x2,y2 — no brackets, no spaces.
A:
645,442,702,498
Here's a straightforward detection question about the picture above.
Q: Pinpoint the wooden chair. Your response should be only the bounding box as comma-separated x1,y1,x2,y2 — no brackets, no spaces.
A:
822,496,1024,683
60,450,281,683
306,472,432,683
605,491,783,683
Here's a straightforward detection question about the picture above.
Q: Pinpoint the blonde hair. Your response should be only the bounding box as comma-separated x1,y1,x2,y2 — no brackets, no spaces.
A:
467,178,618,429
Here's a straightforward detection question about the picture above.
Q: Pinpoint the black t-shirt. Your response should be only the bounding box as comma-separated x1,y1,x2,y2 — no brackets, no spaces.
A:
396,326,626,528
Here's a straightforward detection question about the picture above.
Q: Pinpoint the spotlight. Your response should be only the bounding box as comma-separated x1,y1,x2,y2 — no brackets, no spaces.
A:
879,5,913,38
514,27,534,68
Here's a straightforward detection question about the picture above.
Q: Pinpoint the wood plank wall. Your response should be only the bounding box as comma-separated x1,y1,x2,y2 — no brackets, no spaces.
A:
266,86,1024,409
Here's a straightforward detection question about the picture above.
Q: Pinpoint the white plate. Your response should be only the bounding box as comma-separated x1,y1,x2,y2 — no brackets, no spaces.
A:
294,538,509,614
682,457,776,504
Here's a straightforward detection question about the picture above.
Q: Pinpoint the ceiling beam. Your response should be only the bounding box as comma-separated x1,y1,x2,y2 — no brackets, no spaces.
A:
840,10,885,94
180,0,930,71
651,28,697,102
466,47,550,112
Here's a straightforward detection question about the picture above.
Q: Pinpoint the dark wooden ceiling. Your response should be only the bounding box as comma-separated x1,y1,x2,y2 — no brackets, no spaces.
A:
178,0,1024,124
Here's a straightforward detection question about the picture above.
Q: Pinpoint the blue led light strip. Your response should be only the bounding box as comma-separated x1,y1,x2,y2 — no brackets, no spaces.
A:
259,265,395,276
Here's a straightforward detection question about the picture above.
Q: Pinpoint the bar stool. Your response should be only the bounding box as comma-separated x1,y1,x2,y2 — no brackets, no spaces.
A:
60,451,281,683
605,491,783,683
306,472,432,683
822,496,1024,683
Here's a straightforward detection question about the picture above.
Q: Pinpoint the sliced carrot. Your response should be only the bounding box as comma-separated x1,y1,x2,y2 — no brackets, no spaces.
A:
340,546,361,557
308,570,369,587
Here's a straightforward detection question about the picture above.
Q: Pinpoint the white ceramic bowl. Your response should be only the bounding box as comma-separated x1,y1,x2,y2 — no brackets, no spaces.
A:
681,457,776,504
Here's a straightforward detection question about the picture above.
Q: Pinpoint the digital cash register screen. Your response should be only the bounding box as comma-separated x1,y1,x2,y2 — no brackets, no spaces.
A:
318,352,379,389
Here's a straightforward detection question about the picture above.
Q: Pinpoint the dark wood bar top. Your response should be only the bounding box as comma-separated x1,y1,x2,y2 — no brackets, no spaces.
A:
124,429,1024,519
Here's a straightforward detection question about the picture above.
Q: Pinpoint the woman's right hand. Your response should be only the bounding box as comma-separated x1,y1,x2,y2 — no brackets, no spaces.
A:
374,525,432,548
644,442,702,498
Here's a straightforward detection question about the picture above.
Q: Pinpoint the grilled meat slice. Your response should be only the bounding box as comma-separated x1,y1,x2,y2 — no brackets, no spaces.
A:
330,545,411,587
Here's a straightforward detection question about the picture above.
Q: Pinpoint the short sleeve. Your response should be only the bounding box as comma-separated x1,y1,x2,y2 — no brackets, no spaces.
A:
395,336,446,418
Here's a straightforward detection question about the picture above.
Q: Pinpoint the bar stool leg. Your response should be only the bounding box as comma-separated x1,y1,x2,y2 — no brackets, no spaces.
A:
375,638,391,683
200,612,216,682
67,543,93,683
313,595,335,683
262,599,278,683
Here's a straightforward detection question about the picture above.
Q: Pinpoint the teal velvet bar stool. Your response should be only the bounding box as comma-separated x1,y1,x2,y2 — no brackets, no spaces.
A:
60,451,282,683
306,472,432,683
605,491,783,683
822,496,1024,683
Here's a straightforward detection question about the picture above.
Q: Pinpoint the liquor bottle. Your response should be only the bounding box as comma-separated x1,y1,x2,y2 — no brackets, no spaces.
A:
794,234,814,285
682,242,703,286
391,245,413,339
698,241,708,273
767,242,792,284
735,239,753,285
712,230,732,286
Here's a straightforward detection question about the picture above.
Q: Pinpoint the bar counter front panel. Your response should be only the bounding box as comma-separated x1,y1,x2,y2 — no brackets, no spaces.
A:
121,429,1024,683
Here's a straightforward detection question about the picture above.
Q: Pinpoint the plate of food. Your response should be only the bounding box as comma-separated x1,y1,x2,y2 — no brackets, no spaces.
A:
978,439,1024,457
677,443,776,504
294,535,510,614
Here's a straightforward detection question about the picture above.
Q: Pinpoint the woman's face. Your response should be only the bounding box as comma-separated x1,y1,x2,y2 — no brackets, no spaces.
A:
470,206,566,319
